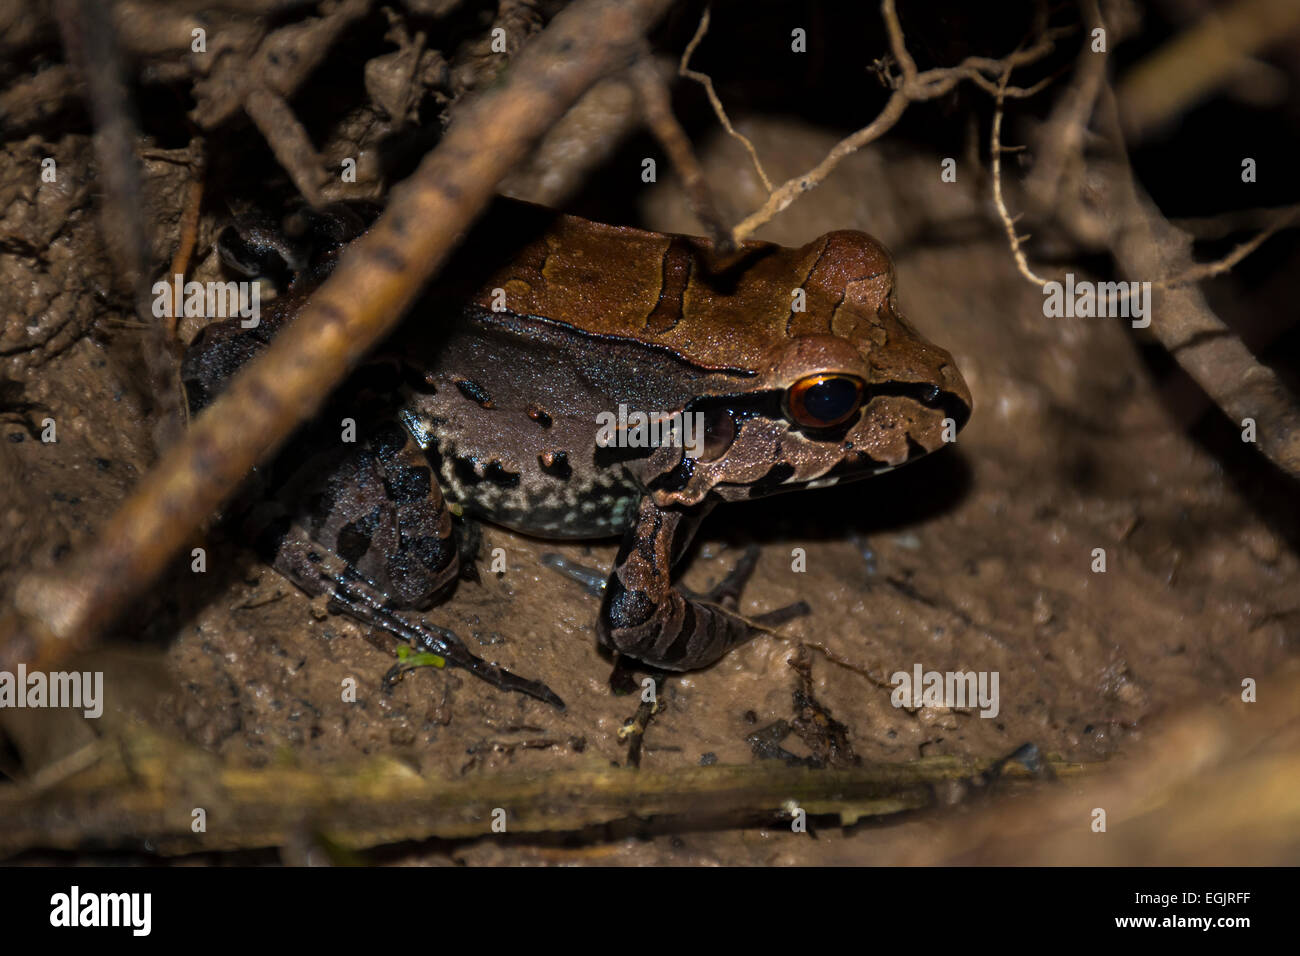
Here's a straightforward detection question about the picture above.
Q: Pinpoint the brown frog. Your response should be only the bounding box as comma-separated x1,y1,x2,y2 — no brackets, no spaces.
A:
182,198,972,708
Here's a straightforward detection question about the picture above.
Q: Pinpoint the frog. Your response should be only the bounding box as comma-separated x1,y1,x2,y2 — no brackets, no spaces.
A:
182,197,972,709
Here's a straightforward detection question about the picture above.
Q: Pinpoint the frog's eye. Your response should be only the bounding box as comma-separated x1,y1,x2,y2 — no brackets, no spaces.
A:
785,374,865,429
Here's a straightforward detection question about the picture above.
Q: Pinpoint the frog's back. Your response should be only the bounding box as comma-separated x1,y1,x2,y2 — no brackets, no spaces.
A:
425,199,903,375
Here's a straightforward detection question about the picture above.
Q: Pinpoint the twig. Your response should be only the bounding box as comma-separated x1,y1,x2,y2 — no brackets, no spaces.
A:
54,0,149,293
191,0,373,129
992,0,1300,477
0,725,1091,856
679,6,773,193
55,0,185,452
991,66,1050,287
1153,203,1300,289
1093,83,1300,479
243,88,328,206
1023,0,1110,217
166,161,207,339
0,0,677,675
1172,204,1300,240
729,0,1068,242
189,0,372,203
630,56,732,251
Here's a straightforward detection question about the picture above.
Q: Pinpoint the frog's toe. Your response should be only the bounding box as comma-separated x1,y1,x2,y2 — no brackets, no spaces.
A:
541,552,608,598
680,544,762,610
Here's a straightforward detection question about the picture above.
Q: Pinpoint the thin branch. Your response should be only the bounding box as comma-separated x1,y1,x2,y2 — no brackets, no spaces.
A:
243,88,328,206
988,0,1300,477
678,5,773,193
1093,83,1300,479
992,66,1050,287
1153,202,1300,289
631,56,732,251
730,0,1068,242
165,160,206,339
0,725,1092,856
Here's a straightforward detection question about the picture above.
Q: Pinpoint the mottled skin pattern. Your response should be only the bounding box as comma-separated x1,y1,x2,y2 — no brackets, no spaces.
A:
182,198,972,701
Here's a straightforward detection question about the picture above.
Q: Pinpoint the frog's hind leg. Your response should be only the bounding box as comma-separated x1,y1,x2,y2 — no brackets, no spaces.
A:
596,497,809,672
267,416,462,610
248,417,564,708
251,515,563,709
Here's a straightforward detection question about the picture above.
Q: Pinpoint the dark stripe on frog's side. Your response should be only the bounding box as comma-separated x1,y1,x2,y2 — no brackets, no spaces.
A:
643,236,694,334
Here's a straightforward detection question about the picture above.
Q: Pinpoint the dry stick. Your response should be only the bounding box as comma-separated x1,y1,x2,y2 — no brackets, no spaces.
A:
1153,203,1300,289
243,88,328,206
1001,0,1300,294
166,168,206,339
192,0,374,129
630,57,733,252
54,0,149,293
1094,83,1300,479
189,0,371,201
729,0,1068,243
991,69,1049,288
679,5,773,193
1022,0,1110,222
989,8,1300,478
0,731,1091,856
1174,203,1300,240
0,0,676,673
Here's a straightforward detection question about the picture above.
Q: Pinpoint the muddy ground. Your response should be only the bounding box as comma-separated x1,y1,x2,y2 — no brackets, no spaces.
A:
1,1,1298,865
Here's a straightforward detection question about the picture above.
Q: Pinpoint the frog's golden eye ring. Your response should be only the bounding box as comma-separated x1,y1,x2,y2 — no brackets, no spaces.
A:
785,374,865,429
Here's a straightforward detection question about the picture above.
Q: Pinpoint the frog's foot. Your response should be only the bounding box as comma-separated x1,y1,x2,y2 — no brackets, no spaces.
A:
678,545,811,627
678,545,760,609
335,579,565,709
265,515,564,708
597,498,811,672
541,552,608,598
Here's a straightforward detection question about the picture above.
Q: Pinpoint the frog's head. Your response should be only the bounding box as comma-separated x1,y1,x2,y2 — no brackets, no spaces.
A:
645,231,972,508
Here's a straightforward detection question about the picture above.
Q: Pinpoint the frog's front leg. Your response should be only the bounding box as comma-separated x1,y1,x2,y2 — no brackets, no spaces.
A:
598,496,767,670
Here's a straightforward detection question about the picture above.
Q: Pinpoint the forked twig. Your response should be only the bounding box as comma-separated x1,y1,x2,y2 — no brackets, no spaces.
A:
728,0,1069,242
679,6,773,193
632,56,733,251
